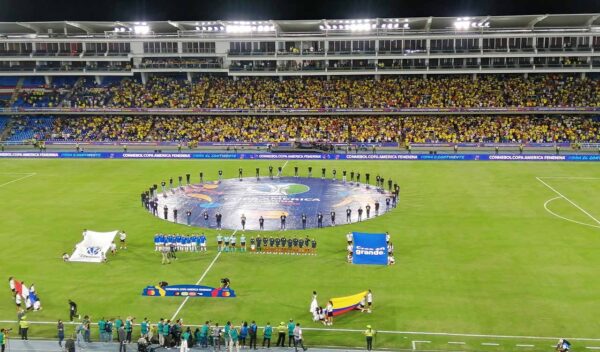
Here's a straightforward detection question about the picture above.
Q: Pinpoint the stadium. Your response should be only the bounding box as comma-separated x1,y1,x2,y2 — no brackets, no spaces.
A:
0,2,600,352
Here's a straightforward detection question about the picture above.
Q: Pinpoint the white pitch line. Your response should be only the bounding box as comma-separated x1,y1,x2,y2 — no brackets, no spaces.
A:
170,231,235,321
481,342,500,346
411,340,430,350
586,347,600,350
0,172,36,188
538,177,600,180
516,344,535,347
0,172,37,175
536,177,600,226
448,341,466,344
544,197,600,229
281,160,289,170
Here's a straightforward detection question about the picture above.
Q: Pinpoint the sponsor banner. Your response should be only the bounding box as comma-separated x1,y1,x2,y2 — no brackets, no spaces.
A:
1,152,599,161
36,140,573,148
142,285,235,298
352,232,388,266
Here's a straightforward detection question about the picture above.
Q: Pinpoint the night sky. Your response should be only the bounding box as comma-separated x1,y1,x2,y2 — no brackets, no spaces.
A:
0,0,597,22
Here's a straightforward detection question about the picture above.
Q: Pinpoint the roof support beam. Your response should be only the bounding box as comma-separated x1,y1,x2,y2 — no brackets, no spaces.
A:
425,17,433,32
527,14,548,29
168,21,184,31
66,21,93,34
585,15,599,28
16,22,39,34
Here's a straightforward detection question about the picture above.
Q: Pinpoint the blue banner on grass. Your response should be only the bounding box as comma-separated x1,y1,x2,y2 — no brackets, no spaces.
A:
352,232,388,265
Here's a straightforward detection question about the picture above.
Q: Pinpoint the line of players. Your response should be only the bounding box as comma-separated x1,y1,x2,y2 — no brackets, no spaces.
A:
217,233,317,255
153,233,208,252
140,167,401,226
145,166,401,192
142,198,399,230
346,232,396,265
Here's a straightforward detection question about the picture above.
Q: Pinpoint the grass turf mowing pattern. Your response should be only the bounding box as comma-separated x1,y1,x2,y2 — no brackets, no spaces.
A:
0,159,599,349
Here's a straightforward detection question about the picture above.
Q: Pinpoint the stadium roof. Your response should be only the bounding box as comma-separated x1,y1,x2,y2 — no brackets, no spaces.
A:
0,14,598,36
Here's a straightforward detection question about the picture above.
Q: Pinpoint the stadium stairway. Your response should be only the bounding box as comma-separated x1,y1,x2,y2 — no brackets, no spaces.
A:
8,77,24,105
5,339,394,352
0,117,12,141
60,77,85,106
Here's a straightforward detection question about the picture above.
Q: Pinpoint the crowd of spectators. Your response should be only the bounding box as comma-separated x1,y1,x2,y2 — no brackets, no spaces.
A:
11,74,600,109
10,115,600,144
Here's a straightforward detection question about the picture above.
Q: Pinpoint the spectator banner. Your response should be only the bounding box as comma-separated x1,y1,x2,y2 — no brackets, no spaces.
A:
330,290,368,316
69,230,118,263
1,152,599,162
142,284,236,298
352,232,388,265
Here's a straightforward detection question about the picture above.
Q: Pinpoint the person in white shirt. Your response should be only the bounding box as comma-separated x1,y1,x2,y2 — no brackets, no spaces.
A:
346,232,353,245
385,232,390,244
119,231,127,249
309,291,318,314
346,244,353,253
9,277,15,294
110,241,117,254
293,323,307,351
62,253,70,261
346,252,353,263
366,290,373,313
388,255,396,266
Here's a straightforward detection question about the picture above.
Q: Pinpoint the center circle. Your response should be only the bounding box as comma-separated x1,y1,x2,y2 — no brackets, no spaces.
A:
153,177,394,230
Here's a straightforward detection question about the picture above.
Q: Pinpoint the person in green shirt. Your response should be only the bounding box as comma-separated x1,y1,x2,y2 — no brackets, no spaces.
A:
125,317,133,343
228,325,239,352
161,320,171,347
200,321,209,348
157,319,164,346
140,318,149,339
262,322,273,348
0,328,6,351
97,318,106,342
224,321,231,350
115,317,123,330
287,319,295,347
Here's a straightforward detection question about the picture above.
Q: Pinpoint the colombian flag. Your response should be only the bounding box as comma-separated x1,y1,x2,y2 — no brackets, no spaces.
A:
331,291,368,316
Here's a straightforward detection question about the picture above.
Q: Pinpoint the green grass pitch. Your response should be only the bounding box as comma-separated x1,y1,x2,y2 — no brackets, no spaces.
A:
1,159,599,350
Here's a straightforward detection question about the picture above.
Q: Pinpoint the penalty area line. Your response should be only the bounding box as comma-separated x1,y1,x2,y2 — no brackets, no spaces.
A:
170,230,236,321
536,177,600,227
0,173,36,188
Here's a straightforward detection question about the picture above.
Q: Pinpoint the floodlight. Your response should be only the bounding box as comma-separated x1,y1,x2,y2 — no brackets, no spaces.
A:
134,25,150,34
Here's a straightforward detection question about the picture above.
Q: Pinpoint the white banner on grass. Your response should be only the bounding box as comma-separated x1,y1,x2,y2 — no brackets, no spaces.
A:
69,230,118,263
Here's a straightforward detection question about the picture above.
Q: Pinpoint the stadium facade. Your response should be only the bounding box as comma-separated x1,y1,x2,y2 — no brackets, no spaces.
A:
0,14,598,82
